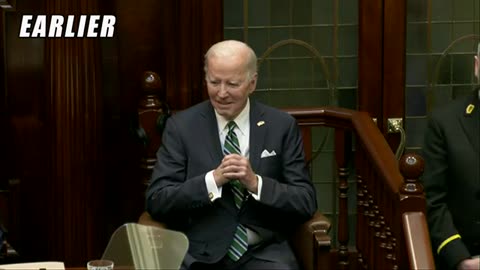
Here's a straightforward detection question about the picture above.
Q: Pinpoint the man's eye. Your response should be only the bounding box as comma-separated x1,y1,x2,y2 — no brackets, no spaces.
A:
227,82,239,88
210,81,220,85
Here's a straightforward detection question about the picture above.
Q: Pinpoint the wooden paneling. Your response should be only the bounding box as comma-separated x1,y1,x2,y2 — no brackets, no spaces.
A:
0,8,6,193
104,0,224,228
112,0,223,113
358,0,406,151
0,0,222,266
159,0,223,110
3,0,49,262
44,0,107,265
383,0,406,149
358,0,383,123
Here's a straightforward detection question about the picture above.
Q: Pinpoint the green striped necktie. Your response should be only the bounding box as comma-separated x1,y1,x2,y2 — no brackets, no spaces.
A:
223,121,248,261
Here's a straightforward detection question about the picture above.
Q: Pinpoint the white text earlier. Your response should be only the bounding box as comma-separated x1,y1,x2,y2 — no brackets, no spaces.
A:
19,15,116,38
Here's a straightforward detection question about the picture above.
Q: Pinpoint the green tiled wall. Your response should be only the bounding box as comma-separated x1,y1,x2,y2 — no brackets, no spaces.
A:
405,0,480,152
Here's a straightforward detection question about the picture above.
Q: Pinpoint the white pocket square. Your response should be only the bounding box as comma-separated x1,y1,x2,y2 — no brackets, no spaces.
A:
260,149,277,158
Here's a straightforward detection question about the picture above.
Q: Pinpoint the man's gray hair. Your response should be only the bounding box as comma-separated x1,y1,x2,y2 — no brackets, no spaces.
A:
204,40,258,81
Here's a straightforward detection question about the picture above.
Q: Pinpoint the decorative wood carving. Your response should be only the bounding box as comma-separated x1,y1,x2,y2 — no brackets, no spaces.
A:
137,71,170,185
399,153,425,196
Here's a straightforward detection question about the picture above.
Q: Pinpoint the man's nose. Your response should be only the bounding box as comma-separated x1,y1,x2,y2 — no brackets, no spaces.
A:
218,84,229,97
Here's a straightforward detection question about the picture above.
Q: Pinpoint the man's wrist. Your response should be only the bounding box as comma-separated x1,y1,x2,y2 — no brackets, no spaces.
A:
249,174,262,201
205,170,222,201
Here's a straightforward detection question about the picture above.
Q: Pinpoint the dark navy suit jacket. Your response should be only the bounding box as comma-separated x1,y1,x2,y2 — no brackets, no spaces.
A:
145,100,317,267
422,90,480,269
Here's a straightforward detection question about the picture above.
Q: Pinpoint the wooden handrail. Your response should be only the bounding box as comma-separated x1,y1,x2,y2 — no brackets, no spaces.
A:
352,112,404,193
403,212,435,270
285,106,403,193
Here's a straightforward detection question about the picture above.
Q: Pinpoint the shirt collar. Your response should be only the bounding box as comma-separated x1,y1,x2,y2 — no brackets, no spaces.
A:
215,99,250,136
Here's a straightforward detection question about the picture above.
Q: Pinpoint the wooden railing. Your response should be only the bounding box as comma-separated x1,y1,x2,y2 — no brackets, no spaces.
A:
286,107,435,270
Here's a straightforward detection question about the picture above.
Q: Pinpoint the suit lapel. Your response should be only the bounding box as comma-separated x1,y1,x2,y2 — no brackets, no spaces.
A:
458,90,480,154
249,101,266,172
199,102,223,165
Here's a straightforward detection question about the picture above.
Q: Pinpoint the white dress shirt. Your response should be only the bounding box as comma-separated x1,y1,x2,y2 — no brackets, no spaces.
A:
204,99,263,245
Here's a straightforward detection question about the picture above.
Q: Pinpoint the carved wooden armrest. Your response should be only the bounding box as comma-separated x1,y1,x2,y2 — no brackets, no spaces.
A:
138,211,167,229
290,211,332,270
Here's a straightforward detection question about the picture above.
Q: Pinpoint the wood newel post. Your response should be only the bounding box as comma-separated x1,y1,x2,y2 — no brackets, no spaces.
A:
398,153,426,269
137,71,170,186
399,153,425,197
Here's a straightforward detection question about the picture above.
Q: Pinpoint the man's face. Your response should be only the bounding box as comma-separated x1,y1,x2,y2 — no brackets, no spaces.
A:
206,55,257,120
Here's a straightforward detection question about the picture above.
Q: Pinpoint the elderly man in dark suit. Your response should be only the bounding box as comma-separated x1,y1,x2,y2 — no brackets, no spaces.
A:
145,40,317,270
422,44,480,270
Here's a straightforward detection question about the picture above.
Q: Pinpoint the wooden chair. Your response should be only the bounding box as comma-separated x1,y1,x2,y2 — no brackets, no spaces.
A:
135,72,332,270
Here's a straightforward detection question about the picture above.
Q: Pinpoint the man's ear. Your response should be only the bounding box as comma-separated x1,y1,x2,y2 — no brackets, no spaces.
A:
475,55,479,81
248,73,258,94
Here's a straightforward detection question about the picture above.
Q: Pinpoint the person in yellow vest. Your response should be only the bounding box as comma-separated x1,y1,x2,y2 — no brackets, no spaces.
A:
422,44,480,270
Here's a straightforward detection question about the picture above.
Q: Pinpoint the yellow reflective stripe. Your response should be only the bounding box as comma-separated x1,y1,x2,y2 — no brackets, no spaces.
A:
437,234,461,254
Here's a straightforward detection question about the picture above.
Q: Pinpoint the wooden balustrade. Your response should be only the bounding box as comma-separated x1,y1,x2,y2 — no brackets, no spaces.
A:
284,107,434,269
